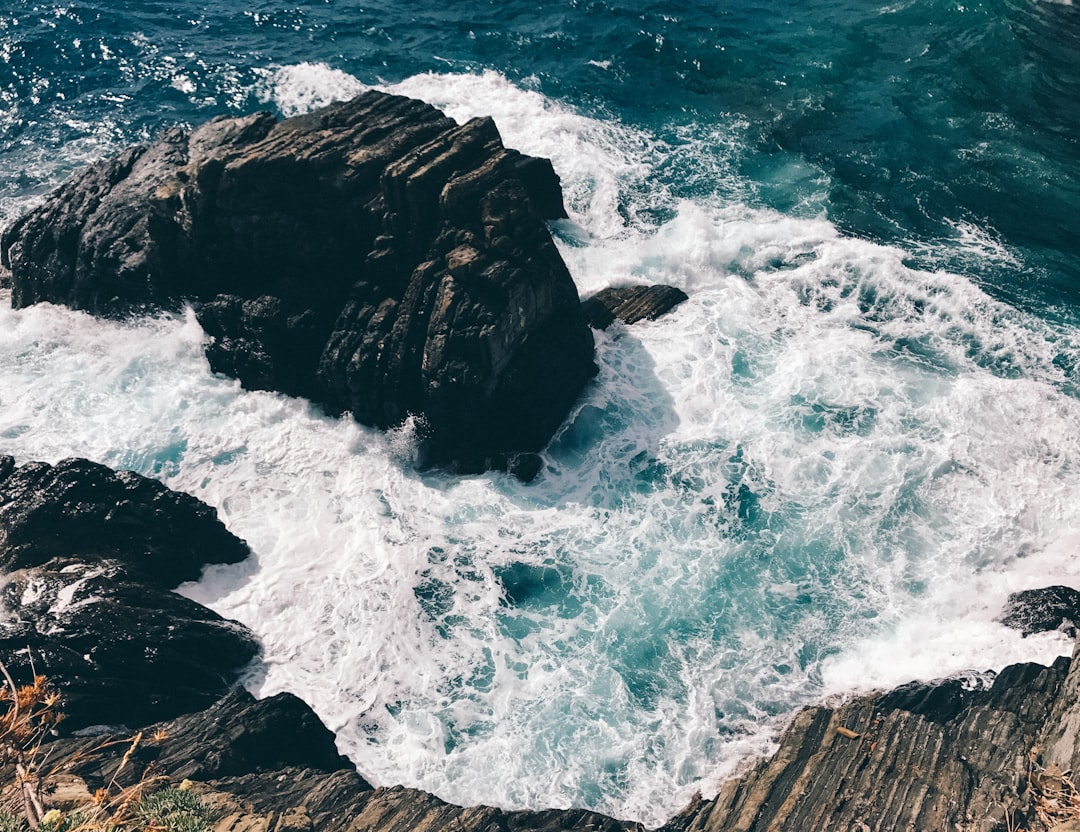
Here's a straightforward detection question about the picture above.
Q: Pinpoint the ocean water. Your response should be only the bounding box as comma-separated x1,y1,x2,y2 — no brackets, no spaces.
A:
2,1,1080,826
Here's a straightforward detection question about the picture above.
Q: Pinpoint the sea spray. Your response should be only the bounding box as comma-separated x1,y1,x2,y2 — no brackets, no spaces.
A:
2,52,1080,827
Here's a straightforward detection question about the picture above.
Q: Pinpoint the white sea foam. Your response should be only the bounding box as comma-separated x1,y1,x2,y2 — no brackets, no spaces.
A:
1,68,1079,827
257,62,368,118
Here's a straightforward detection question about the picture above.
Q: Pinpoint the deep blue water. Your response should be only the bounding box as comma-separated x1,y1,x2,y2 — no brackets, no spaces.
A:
3,0,1079,309
2,0,1080,825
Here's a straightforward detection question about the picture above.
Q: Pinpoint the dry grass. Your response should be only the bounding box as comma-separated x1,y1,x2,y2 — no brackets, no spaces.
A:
0,662,210,832
1029,759,1080,831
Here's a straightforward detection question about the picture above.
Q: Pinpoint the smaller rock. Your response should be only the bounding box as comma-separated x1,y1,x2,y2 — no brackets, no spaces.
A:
0,557,259,729
153,689,356,781
580,284,689,329
54,689,361,793
1000,585,1080,637
0,456,249,586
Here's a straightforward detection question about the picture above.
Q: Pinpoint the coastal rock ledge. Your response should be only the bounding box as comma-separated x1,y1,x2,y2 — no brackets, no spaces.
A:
5,455,1080,831
0,92,596,471
34,644,1080,832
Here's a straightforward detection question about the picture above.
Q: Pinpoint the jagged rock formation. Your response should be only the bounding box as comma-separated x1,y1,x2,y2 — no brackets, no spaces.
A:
0,457,257,728
0,456,248,585
29,641,1080,832
667,658,1071,832
580,284,689,329
43,689,634,832
1001,585,1080,638
6,458,1080,831
0,93,596,469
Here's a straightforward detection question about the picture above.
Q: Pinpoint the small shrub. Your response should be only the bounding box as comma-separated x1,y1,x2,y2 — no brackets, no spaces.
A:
1,664,213,832
0,811,29,832
133,788,211,832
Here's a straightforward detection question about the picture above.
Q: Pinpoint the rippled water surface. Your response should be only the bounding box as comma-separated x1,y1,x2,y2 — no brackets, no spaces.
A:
2,1,1079,825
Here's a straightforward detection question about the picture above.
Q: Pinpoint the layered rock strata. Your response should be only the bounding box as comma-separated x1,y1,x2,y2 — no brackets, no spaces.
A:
32,644,1080,832
1,93,596,469
5,455,1079,830
580,284,689,329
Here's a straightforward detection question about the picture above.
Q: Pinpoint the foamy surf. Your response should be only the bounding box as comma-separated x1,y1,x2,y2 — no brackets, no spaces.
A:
0,64,1078,827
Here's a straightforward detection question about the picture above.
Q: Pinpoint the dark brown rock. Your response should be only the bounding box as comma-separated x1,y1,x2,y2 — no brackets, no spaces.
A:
41,688,634,832
0,455,248,586
0,456,256,729
580,284,689,329
33,646,1080,832
1001,585,1080,638
0,557,258,730
662,658,1072,832
1,92,595,468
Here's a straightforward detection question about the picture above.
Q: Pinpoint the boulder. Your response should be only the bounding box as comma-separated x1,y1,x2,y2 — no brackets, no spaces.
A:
580,284,688,329
0,557,258,730
0,456,256,728
0,455,248,586
1000,585,1080,637
1,92,597,469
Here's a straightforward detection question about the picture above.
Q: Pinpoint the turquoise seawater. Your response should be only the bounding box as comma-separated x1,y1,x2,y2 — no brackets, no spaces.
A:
1,1,1080,826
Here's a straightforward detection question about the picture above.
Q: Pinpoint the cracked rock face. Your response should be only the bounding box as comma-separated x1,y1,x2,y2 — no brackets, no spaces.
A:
1,92,596,470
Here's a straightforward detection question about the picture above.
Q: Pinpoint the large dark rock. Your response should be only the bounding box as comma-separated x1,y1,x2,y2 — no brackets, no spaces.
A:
56,689,355,787
1000,585,1080,637
0,455,248,586
580,284,689,329
1,92,596,468
0,456,257,728
0,557,258,730
30,646,1080,832
43,688,633,832
662,657,1073,832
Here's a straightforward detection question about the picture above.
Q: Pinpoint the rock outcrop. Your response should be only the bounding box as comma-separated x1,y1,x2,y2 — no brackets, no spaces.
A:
0,93,597,469
667,659,1071,832
0,456,248,585
6,458,1080,831
42,689,634,832
30,643,1080,832
1001,585,1080,638
0,457,257,728
580,284,689,329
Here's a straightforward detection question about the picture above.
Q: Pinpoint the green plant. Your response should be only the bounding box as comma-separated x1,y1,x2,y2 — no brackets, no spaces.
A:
0,811,30,832
0,661,212,832
133,788,210,832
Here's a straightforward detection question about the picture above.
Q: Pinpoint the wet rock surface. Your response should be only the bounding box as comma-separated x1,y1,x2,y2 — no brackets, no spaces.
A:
1001,585,1080,638
0,455,248,585
30,643,1080,832
580,284,689,329
1,92,596,467
0,457,256,729
6,456,1080,830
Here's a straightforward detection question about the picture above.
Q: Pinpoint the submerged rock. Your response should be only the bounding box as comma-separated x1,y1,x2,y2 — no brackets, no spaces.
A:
0,456,256,728
580,284,689,329
1000,585,1080,637
1,93,596,468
